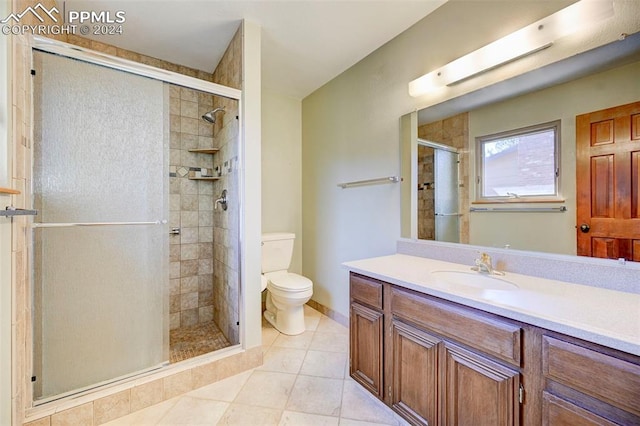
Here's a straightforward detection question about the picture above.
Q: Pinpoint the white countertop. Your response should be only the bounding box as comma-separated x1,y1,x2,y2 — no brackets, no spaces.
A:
343,254,640,356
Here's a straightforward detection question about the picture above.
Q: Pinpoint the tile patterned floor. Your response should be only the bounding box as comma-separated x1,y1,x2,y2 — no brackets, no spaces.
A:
170,322,231,363
106,306,409,425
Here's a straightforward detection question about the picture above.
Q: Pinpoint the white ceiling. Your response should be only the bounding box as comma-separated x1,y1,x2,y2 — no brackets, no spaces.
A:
59,0,447,99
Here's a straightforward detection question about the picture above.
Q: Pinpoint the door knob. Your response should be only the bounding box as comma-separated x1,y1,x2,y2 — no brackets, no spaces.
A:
579,224,590,233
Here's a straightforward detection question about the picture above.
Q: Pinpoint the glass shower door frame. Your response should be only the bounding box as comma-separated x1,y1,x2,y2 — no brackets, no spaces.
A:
417,138,460,244
434,148,460,243
29,36,243,405
32,50,169,403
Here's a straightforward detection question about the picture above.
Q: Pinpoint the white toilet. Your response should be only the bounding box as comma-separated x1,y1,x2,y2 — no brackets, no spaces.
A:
261,233,313,335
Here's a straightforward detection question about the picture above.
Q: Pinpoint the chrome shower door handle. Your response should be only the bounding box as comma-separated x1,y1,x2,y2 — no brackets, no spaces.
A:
215,189,228,211
1,206,38,217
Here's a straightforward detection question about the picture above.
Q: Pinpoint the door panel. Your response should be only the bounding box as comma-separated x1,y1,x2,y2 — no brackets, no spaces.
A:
442,341,520,426
32,51,168,401
576,101,640,260
632,151,640,218
590,119,614,146
350,302,384,399
591,237,618,259
434,149,460,243
34,225,166,399
590,156,614,218
632,113,640,140
633,240,640,262
391,320,440,426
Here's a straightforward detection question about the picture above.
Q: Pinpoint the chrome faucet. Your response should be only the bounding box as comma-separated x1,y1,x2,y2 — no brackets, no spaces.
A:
472,252,504,275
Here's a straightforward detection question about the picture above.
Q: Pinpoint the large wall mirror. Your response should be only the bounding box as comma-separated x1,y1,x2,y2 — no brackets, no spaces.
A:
401,32,640,262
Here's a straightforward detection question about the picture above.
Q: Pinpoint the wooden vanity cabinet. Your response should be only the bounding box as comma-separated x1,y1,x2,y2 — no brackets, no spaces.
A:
350,273,523,426
349,273,384,399
349,272,640,426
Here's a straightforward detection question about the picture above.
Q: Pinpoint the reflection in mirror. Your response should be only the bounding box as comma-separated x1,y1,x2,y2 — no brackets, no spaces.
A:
401,35,640,262
417,139,460,243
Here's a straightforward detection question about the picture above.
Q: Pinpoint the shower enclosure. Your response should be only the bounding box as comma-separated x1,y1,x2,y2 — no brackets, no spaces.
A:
165,83,240,363
31,47,241,403
417,140,460,243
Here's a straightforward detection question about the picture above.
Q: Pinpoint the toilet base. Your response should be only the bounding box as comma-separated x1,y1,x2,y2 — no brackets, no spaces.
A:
264,293,307,335
263,310,279,332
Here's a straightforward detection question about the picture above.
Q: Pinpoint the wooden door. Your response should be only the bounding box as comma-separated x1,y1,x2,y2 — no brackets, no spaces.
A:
576,101,640,261
350,302,384,399
391,320,441,426
442,341,520,426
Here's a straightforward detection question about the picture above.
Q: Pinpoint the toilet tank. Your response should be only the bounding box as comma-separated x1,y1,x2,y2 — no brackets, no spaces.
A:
261,233,295,273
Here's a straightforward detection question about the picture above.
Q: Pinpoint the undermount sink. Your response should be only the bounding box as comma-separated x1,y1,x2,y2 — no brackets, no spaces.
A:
431,270,518,291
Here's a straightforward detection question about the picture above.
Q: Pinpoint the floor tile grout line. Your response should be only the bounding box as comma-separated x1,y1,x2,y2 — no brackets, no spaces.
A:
281,328,313,415
147,395,182,426
337,365,347,421
113,310,358,425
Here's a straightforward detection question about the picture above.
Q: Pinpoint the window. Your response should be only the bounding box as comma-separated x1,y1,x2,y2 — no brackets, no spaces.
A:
476,120,560,201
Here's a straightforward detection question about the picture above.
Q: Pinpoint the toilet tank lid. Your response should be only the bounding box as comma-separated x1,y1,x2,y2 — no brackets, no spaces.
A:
262,232,295,242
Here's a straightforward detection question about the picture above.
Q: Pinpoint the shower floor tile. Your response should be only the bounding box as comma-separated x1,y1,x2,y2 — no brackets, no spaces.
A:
170,321,231,363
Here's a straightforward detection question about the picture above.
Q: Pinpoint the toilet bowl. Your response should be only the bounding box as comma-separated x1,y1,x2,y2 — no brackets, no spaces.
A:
263,271,313,335
261,233,313,335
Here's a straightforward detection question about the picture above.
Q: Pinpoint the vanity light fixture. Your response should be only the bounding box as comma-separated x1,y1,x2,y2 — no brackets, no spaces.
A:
408,0,614,97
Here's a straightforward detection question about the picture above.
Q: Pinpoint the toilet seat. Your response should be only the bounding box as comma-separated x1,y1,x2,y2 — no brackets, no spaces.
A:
266,272,312,292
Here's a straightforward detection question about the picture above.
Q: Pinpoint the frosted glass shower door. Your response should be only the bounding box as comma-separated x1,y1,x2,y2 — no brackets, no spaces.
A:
32,51,168,401
434,149,460,243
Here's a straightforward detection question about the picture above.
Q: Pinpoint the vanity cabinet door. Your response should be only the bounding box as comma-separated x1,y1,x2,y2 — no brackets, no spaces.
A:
442,341,521,426
350,301,384,399
391,319,441,426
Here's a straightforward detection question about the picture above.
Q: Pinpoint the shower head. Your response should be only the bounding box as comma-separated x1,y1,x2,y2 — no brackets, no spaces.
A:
202,107,225,124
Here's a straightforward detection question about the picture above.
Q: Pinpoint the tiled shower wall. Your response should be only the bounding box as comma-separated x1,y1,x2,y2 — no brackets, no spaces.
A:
417,145,435,240
210,29,242,345
168,85,216,330
418,112,470,244
166,26,243,342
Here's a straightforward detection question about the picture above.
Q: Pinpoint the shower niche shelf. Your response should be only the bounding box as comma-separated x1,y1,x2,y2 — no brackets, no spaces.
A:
189,176,221,181
187,148,221,181
188,148,220,154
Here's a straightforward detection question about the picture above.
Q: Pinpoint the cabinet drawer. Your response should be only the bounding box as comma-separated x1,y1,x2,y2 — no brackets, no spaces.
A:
350,273,383,310
542,336,640,417
391,288,521,366
542,392,617,426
